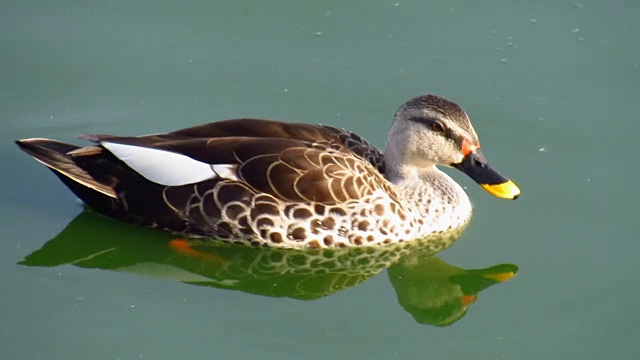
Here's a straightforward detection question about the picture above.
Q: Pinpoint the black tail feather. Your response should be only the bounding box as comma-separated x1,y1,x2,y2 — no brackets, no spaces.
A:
16,138,191,232
16,138,119,207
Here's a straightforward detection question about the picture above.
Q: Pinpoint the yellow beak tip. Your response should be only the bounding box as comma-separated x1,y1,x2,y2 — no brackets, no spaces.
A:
481,181,521,200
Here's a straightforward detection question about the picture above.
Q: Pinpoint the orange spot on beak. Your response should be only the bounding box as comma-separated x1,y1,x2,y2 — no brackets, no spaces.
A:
460,294,477,306
461,137,479,156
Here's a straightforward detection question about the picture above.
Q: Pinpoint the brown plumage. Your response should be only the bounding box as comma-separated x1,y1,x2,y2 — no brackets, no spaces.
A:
16,119,401,247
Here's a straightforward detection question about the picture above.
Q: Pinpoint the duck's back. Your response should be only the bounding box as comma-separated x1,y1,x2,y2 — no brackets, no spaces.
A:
16,119,406,248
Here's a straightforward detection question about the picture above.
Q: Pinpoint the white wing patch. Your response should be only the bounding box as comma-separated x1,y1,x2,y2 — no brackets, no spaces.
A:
101,142,219,186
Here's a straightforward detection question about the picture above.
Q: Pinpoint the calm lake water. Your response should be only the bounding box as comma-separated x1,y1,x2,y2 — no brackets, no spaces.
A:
2,1,639,359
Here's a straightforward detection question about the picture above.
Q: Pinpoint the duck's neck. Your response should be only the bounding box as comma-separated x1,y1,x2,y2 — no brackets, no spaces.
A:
384,155,472,230
386,163,469,205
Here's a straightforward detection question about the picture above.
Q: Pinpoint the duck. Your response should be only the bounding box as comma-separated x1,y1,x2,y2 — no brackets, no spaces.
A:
16,94,520,249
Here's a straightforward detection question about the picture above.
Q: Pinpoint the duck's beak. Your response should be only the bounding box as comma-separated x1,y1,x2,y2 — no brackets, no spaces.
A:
452,150,520,200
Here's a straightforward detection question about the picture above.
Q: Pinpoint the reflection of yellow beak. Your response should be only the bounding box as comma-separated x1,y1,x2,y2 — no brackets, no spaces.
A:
483,271,517,283
481,181,521,200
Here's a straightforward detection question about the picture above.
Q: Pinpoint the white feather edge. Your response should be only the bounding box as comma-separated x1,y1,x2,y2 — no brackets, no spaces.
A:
101,142,238,186
210,164,239,181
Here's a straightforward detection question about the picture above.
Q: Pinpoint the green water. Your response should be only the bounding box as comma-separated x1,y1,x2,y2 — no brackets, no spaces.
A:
2,0,639,359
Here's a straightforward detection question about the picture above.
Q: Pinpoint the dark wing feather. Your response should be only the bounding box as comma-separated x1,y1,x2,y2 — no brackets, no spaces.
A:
86,119,386,174
167,119,335,141
87,119,393,205
324,127,386,174
88,119,333,144
98,136,305,165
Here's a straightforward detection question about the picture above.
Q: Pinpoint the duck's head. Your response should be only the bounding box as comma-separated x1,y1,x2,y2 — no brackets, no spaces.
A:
386,94,520,200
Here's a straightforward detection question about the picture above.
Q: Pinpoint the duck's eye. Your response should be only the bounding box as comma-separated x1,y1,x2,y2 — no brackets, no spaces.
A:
430,122,445,133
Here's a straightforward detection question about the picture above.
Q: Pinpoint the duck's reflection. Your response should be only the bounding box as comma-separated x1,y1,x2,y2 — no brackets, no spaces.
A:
21,211,517,326
388,254,517,326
